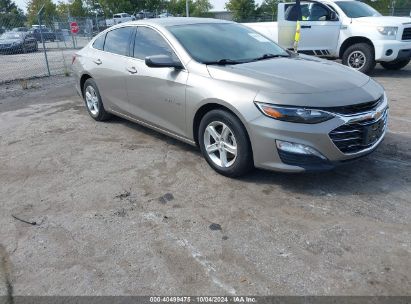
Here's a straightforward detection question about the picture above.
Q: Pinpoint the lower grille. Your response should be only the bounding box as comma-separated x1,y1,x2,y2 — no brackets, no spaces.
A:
329,109,388,154
402,27,411,40
278,150,334,170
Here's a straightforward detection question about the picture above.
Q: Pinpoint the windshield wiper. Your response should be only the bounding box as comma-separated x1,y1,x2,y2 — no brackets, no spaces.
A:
203,59,244,65
251,53,290,62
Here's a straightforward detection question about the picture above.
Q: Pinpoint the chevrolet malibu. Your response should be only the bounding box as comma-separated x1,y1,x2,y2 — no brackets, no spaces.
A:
72,18,388,177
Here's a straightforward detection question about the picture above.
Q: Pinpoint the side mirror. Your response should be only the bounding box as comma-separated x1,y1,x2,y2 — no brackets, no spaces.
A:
145,54,183,69
330,11,338,21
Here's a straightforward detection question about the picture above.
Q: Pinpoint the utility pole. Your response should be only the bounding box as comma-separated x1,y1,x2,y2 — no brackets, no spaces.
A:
390,0,396,16
186,0,189,17
38,4,51,77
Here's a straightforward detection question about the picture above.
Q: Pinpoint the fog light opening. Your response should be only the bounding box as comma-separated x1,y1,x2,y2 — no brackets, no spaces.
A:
276,140,327,160
385,49,393,56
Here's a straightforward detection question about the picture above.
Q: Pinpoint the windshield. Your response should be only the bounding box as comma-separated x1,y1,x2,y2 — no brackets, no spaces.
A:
335,1,381,18
167,23,289,64
0,32,22,40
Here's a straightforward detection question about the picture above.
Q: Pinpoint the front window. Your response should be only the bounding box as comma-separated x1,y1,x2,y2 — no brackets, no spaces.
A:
335,1,381,18
167,23,289,64
285,3,335,21
133,27,178,61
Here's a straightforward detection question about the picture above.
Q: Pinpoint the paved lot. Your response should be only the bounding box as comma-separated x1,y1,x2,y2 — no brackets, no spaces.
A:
0,65,410,296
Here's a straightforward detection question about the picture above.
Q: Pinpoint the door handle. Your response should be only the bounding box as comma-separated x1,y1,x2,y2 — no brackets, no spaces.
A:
301,25,311,29
126,66,138,74
93,59,102,65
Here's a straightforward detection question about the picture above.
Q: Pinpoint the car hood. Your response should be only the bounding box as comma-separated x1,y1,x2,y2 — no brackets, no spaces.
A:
206,55,370,95
353,16,411,26
0,39,21,44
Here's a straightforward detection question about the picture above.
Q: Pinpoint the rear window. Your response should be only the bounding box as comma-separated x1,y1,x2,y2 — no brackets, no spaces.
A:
92,33,105,50
104,27,133,56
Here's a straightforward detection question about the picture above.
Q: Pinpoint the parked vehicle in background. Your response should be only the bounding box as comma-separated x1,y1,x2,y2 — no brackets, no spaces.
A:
12,27,29,32
105,19,115,27
245,0,411,74
0,31,38,54
158,12,174,18
135,11,155,19
30,28,56,42
72,18,388,177
106,13,135,27
114,13,135,24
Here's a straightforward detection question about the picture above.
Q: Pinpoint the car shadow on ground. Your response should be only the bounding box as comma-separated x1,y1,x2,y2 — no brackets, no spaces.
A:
106,115,410,197
370,65,411,78
105,116,198,153
240,132,411,196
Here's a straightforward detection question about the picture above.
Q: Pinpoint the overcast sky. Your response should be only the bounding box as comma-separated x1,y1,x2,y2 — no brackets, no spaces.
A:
14,0,264,13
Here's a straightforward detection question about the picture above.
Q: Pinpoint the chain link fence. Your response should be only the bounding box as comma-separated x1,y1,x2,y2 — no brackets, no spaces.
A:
1,7,411,84
0,15,105,84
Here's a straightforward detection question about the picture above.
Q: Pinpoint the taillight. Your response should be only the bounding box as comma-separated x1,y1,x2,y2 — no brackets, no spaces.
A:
72,54,76,65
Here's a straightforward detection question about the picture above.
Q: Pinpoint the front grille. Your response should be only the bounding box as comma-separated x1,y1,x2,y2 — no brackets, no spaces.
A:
329,109,388,154
319,96,383,115
402,27,411,40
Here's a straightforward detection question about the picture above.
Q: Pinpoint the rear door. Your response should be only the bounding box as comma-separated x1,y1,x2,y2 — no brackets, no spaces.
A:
125,26,188,136
88,26,134,112
278,1,341,55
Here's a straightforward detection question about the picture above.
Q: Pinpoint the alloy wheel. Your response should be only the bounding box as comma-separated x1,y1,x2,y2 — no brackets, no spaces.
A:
85,85,99,116
203,121,238,168
347,50,366,70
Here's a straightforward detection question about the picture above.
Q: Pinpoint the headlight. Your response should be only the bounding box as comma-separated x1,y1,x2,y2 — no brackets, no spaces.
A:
255,102,334,124
377,26,398,38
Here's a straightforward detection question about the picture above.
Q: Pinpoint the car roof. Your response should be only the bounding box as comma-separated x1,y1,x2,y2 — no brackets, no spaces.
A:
126,17,233,27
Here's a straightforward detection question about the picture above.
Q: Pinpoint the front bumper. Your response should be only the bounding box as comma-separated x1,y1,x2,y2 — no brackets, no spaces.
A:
248,97,388,173
374,40,411,62
0,44,21,54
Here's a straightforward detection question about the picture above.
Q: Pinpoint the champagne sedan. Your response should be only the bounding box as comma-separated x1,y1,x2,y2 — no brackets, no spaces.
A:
72,18,388,177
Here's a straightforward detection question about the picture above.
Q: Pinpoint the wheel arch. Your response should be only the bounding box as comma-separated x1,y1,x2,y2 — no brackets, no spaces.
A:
80,73,93,97
192,101,252,151
339,36,375,58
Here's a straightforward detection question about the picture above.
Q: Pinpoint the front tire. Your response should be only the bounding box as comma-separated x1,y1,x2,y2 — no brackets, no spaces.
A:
380,59,410,70
83,78,111,121
342,43,376,74
198,109,253,177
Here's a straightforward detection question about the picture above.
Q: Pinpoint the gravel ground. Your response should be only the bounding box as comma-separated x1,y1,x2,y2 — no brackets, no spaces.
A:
0,50,76,84
0,64,410,296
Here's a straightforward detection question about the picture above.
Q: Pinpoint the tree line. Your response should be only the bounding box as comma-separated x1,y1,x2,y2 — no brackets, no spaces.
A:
1,0,410,29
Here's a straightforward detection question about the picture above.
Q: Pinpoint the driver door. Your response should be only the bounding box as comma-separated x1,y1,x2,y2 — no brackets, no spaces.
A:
279,1,341,54
125,26,188,136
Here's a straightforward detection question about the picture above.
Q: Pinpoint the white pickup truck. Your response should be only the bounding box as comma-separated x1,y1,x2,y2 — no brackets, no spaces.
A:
106,13,136,27
244,0,411,74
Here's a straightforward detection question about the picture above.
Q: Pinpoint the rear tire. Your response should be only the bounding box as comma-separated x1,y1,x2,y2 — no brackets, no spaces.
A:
342,43,376,74
83,78,111,121
380,59,410,70
198,109,253,177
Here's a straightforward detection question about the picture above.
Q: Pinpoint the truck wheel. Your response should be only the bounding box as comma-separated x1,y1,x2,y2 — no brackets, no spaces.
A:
342,43,376,74
380,59,410,70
